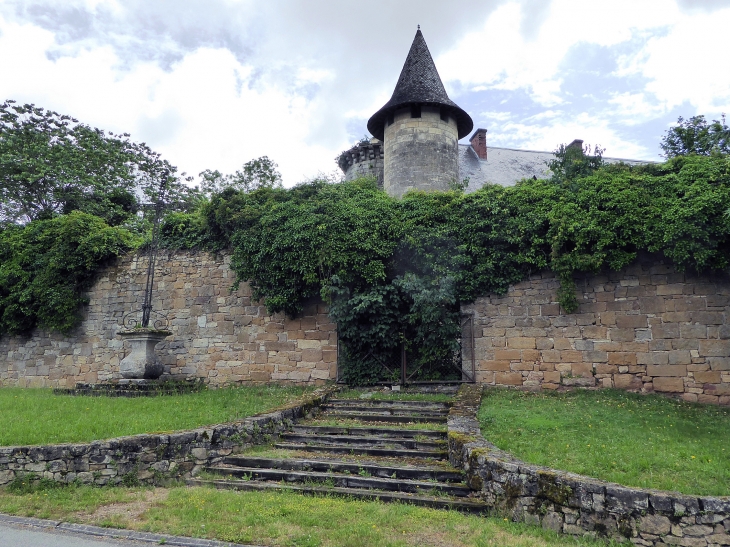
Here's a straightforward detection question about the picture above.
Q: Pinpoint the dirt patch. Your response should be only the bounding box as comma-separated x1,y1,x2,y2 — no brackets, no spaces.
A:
407,529,469,547
83,488,169,525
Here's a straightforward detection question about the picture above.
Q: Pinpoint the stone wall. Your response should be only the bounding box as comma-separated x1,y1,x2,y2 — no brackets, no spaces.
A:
462,254,730,405
448,385,730,546
0,251,337,388
4,248,729,397
0,387,333,487
383,105,459,198
337,139,384,188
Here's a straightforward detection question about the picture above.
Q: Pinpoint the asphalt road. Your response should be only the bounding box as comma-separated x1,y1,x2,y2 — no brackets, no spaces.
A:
0,522,148,546
0,515,252,547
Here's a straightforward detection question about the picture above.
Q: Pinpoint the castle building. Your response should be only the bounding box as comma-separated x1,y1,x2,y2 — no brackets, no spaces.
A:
337,29,646,194
365,28,473,198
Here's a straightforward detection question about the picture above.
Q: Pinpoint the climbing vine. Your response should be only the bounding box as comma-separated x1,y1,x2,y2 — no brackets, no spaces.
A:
184,154,729,383
2,153,729,386
0,211,138,335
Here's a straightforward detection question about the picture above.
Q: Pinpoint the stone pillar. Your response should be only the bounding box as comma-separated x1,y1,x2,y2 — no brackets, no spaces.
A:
383,105,459,198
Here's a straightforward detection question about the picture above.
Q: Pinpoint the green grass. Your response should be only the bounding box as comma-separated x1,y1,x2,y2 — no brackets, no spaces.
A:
479,388,730,496
336,388,453,403
0,385,316,446
0,482,628,546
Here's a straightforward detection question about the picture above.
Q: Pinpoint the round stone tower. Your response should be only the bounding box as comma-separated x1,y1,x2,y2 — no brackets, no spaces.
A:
367,29,473,198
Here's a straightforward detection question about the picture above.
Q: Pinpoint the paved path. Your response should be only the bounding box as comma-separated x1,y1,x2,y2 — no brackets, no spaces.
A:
0,521,145,546
0,514,254,547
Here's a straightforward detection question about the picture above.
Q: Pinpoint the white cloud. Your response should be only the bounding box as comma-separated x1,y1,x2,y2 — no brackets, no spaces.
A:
1,0,729,185
0,0,505,183
479,110,513,122
438,0,681,106
488,111,652,159
608,92,667,124
0,13,345,185
616,7,730,114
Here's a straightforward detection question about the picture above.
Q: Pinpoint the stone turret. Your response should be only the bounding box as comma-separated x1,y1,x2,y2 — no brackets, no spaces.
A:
367,28,473,198
337,138,384,187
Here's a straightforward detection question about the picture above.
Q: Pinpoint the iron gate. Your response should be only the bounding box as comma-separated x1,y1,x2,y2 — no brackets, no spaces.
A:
336,312,476,385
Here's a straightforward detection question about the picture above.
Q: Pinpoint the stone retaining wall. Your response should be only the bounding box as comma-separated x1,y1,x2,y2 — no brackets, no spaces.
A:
448,385,730,546
0,251,337,387
462,253,730,405
0,387,333,487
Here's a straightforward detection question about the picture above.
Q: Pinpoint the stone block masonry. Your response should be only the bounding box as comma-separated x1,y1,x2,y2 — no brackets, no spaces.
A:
462,253,730,405
448,385,730,546
0,251,337,387
338,139,385,188
0,387,334,487
383,105,459,198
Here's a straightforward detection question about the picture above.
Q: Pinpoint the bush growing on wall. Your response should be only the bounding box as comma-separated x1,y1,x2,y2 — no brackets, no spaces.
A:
0,211,137,335
190,154,730,383
2,151,729,385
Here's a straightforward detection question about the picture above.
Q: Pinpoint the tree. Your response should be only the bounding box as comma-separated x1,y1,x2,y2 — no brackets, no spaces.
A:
547,140,605,185
660,114,730,158
199,156,283,196
0,100,192,225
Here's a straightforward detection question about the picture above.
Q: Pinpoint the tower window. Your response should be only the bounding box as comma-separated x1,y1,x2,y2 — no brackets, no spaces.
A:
411,104,421,118
387,113,394,126
440,108,449,122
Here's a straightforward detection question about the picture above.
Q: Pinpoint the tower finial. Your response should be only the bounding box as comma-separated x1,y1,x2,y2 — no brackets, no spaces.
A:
417,24,420,30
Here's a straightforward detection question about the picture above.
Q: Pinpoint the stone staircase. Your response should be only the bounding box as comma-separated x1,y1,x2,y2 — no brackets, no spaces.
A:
188,394,487,513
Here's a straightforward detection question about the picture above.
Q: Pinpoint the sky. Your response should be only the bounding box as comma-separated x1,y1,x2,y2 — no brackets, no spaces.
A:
1,0,729,186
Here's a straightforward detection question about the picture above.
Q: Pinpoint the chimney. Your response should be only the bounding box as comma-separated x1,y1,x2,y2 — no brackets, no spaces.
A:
469,128,488,160
567,139,584,152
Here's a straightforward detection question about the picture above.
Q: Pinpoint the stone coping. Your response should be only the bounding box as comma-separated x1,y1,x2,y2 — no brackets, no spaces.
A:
118,328,172,337
0,386,338,488
447,385,730,545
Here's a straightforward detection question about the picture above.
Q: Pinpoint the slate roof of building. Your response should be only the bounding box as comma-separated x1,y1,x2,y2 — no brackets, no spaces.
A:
368,29,473,140
459,144,652,190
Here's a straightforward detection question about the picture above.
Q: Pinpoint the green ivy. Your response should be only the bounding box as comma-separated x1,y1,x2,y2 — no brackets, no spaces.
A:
196,155,729,382
0,211,138,335
2,155,728,387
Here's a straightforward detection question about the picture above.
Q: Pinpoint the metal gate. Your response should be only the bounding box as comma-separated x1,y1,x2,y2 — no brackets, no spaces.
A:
336,312,476,385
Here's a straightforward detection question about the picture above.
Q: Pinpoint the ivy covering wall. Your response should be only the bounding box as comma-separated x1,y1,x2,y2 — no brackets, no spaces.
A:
164,154,730,383
0,212,137,334
1,155,729,384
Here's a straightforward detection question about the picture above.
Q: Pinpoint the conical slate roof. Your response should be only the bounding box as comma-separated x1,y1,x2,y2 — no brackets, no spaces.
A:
367,29,473,140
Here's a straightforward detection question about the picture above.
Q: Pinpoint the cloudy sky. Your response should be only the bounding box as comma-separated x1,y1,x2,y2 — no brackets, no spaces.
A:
1,0,729,186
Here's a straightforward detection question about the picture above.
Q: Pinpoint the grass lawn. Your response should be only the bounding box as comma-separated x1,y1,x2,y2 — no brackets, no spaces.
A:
479,388,730,496
0,384,316,446
336,388,453,403
0,483,627,547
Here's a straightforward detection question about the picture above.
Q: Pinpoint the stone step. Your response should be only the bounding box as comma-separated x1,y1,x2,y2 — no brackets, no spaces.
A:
223,456,464,482
280,432,445,450
322,412,447,424
206,466,472,497
188,479,488,514
323,404,449,416
274,442,447,459
327,399,451,409
291,425,446,439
